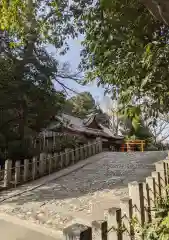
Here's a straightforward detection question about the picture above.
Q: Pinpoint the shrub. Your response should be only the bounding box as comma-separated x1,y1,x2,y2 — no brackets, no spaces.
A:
143,196,169,240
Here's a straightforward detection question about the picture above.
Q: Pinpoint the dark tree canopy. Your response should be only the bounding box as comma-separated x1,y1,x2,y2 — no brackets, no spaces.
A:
0,0,93,160
0,33,66,160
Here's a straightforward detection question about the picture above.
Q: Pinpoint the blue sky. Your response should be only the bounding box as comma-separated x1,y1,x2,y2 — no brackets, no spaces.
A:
47,37,105,105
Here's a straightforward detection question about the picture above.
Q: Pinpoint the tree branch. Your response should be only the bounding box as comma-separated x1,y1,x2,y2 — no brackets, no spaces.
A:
55,79,79,95
142,0,169,25
56,70,82,82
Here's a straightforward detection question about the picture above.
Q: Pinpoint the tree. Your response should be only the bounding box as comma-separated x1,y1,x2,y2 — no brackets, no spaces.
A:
121,116,153,140
64,92,97,118
0,0,96,160
0,0,92,49
0,42,66,160
144,113,169,145
101,96,121,135
79,0,169,121
0,0,84,160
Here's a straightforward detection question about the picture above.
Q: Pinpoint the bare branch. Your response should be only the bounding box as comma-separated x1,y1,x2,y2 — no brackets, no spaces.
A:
56,74,82,82
159,133,169,142
55,79,79,95
141,0,169,25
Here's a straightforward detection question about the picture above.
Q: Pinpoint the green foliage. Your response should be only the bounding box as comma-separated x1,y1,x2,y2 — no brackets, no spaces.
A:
143,197,169,240
119,109,153,141
0,46,66,160
0,0,78,160
0,0,97,161
79,0,169,120
64,92,97,118
0,0,92,49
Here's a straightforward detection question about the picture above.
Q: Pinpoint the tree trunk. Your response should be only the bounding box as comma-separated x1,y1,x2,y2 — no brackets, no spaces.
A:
142,0,169,25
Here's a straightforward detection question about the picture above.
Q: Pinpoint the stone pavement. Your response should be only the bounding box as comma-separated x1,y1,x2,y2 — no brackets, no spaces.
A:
0,151,167,238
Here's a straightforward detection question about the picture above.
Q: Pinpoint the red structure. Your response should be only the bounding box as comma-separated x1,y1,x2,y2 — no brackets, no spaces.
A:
120,140,145,152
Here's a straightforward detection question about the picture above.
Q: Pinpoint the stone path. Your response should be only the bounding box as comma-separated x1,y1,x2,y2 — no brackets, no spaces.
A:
0,219,58,240
0,151,167,237
0,213,61,240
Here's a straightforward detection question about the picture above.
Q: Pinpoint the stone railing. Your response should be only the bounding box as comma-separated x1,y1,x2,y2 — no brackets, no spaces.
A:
63,156,169,240
0,139,102,191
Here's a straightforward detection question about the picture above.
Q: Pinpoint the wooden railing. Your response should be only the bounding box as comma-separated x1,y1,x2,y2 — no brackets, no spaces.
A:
63,156,169,240
0,139,102,191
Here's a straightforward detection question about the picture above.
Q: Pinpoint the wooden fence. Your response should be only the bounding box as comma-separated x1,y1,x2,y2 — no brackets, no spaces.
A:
63,156,169,240
0,139,102,191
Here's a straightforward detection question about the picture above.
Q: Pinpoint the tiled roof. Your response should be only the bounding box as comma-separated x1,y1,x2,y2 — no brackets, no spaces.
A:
60,114,84,127
44,113,124,140
99,124,124,139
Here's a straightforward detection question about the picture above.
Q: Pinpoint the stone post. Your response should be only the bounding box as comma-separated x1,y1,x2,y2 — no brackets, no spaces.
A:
128,181,145,226
92,142,96,155
146,176,156,219
14,161,21,186
155,161,167,198
96,138,100,153
120,197,134,239
39,153,46,176
32,157,37,180
23,159,29,182
84,144,88,159
75,147,80,162
104,208,122,240
164,159,169,184
88,142,92,157
53,153,59,170
92,220,107,240
60,152,65,168
44,152,47,173
47,154,52,174
98,138,102,152
143,182,151,223
152,171,161,199
71,149,75,164
80,146,84,160
65,149,70,166
63,224,92,240
4,159,12,188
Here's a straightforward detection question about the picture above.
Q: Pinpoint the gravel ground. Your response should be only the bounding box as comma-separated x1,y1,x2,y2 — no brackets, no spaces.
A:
0,151,167,232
